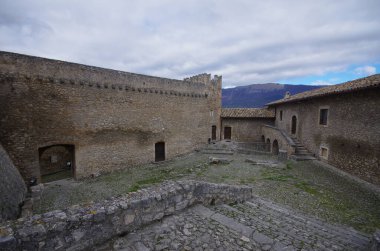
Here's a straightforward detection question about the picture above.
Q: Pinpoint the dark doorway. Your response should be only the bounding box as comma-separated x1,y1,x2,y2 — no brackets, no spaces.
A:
39,144,75,183
272,140,279,155
261,135,265,142
155,142,165,162
224,127,232,140
211,125,217,140
266,138,271,152
291,116,297,134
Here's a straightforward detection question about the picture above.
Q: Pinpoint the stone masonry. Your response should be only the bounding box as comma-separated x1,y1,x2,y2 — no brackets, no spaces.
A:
0,51,222,183
268,84,380,186
0,181,252,250
0,143,27,222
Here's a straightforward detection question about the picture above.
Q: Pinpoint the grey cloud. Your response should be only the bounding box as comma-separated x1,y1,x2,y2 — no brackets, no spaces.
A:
0,0,379,86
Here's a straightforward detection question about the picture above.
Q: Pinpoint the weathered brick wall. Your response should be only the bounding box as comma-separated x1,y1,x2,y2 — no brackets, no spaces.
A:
221,118,274,142
0,51,222,182
0,143,27,222
273,88,380,185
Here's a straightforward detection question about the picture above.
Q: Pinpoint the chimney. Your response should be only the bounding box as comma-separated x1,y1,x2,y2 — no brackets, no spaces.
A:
284,91,291,99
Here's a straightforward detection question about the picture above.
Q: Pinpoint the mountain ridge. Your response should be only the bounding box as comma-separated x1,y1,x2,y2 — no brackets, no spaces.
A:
222,83,325,108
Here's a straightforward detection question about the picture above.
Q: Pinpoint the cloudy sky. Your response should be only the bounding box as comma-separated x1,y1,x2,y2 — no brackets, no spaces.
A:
1,0,379,87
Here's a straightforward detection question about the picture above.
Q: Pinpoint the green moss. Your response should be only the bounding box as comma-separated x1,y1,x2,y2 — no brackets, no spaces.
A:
286,162,293,170
294,181,319,195
264,174,294,182
128,184,141,192
239,176,255,184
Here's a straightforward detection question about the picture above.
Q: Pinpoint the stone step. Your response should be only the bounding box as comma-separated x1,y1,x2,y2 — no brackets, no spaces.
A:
295,146,307,150
248,198,370,241
294,151,313,155
289,154,316,161
215,204,337,249
211,198,370,250
295,149,309,154
201,150,234,155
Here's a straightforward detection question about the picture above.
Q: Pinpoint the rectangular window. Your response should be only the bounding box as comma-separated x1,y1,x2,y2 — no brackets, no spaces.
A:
280,110,283,121
319,109,328,125
50,155,58,163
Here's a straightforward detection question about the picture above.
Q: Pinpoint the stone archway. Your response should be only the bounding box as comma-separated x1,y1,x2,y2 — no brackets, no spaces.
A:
272,140,279,155
39,144,75,182
266,138,271,152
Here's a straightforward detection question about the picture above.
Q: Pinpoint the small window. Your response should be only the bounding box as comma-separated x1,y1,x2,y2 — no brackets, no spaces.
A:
280,110,283,121
50,155,58,163
319,109,328,125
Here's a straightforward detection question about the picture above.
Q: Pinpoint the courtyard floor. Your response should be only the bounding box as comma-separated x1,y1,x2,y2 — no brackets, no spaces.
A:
35,148,380,235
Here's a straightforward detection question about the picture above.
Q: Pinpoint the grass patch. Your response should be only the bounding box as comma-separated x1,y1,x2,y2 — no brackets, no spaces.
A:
239,177,256,184
126,174,168,193
294,181,319,195
263,174,294,182
128,184,141,192
286,162,293,170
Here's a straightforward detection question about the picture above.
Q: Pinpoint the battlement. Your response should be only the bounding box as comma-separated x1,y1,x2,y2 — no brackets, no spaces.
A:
0,51,220,96
184,73,222,87
0,72,209,98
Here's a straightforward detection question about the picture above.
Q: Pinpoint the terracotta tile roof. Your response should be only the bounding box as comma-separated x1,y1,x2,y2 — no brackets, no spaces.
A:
268,74,380,106
221,108,275,118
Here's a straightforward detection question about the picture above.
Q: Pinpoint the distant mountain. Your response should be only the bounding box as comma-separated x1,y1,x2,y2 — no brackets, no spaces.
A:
222,83,325,108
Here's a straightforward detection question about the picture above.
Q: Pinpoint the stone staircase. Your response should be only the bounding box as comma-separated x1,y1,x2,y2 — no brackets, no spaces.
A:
101,196,371,250
290,137,316,161
211,197,370,250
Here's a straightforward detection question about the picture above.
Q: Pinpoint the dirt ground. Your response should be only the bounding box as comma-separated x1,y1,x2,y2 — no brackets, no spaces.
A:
35,151,380,234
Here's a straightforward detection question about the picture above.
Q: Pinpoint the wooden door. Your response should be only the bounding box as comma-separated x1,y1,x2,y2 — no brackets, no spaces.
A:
155,142,165,162
224,127,231,140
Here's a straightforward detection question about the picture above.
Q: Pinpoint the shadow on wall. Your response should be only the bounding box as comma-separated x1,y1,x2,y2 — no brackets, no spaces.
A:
0,144,27,221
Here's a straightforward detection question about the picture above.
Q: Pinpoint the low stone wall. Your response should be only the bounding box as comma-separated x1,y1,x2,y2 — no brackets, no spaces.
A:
370,230,380,251
236,142,269,152
0,181,252,251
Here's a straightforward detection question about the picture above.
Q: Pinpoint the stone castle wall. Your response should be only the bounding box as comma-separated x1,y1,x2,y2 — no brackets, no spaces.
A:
0,143,27,222
0,51,222,182
221,118,274,142
273,88,380,185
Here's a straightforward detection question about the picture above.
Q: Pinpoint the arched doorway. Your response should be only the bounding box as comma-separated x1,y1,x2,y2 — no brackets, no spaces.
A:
39,144,75,182
155,142,165,162
261,135,265,142
272,140,279,155
266,138,271,152
291,116,297,134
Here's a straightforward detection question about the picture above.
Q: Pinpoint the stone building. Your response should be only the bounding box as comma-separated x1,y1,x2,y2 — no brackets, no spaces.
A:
0,51,222,184
220,108,274,142
263,74,380,186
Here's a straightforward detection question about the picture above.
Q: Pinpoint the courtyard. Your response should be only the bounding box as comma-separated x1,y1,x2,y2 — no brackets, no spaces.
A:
35,144,380,236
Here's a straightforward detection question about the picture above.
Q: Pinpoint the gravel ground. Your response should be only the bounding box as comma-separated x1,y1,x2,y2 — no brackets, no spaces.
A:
35,150,380,234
